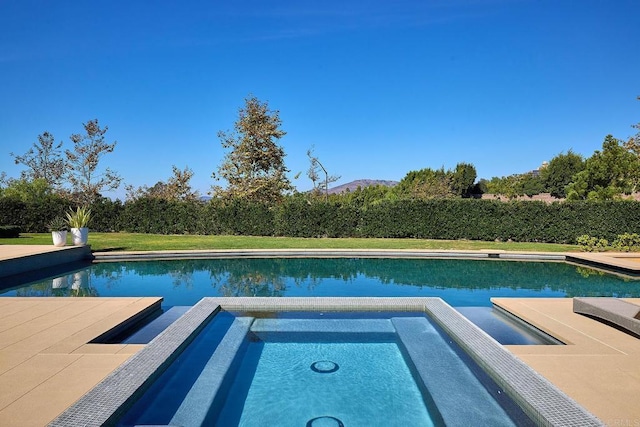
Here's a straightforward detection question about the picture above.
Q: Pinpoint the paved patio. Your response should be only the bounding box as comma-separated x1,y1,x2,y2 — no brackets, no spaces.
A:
0,297,161,426
493,297,640,426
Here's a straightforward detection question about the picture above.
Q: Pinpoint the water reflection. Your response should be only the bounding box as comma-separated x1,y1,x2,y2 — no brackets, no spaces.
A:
4,258,639,306
15,269,98,297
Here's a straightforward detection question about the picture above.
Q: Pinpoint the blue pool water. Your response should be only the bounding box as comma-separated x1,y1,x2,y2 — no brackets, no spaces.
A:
216,341,433,426
1,258,638,307
118,311,533,426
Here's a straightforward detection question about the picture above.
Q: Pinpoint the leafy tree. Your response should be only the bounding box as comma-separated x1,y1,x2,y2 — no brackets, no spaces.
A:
473,178,489,195
395,167,455,199
519,174,545,197
126,165,199,201
396,163,478,199
341,184,396,206
451,162,477,197
566,135,640,200
484,175,521,198
0,177,53,202
540,150,584,198
307,146,340,199
10,131,65,189
589,135,639,194
65,119,121,204
565,170,590,201
212,96,292,203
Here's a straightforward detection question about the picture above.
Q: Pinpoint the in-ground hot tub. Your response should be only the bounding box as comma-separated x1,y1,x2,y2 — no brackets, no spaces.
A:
50,297,603,427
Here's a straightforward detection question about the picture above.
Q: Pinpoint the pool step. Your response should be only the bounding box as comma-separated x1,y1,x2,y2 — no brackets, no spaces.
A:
170,317,253,426
122,306,192,344
250,318,395,334
250,318,397,342
456,307,559,345
393,317,524,427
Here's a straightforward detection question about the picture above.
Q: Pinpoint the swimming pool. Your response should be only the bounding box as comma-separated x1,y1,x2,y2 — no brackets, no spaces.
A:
50,298,601,427
2,257,638,307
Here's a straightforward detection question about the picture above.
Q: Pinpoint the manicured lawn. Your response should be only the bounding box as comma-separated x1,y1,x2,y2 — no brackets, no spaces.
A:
1,232,578,252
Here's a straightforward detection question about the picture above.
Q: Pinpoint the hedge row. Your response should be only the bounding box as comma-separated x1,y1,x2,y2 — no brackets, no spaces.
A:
1,196,639,244
0,225,21,238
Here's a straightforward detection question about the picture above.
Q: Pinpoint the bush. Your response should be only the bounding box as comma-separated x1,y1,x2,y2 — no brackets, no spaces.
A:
576,235,609,252
0,225,21,238
612,233,640,252
0,195,69,232
90,198,124,232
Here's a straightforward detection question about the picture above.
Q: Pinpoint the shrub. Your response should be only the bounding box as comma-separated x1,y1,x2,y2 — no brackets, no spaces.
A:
576,235,609,252
612,233,640,252
0,225,21,238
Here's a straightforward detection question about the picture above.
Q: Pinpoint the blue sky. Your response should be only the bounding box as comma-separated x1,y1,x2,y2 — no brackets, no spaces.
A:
1,0,639,199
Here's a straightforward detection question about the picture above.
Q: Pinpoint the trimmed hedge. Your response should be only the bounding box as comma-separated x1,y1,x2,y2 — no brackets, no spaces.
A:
0,196,69,232
0,225,21,238
1,196,639,243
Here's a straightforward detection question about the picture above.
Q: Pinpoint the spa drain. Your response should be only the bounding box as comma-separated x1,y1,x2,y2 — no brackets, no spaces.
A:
306,416,344,427
310,360,339,373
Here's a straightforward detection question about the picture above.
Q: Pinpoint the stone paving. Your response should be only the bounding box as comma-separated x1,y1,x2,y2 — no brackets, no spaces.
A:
0,297,161,426
493,297,640,426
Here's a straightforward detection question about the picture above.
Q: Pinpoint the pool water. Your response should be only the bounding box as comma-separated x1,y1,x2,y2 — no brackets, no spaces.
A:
215,341,434,427
118,311,533,427
2,258,638,307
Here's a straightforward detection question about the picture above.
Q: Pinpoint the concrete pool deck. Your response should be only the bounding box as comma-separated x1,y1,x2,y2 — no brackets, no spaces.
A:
493,298,640,426
0,297,161,427
0,245,639,425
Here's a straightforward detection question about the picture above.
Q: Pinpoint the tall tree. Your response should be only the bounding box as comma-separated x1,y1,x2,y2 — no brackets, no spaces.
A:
307,146,340,199
541,150,584,198
212,96,292,202
10,131,65,189
451,162,477,197
65,119,121,204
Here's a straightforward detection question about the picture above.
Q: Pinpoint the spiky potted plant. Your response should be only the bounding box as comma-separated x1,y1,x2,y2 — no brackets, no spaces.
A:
48,216,68,247
66,206,91,245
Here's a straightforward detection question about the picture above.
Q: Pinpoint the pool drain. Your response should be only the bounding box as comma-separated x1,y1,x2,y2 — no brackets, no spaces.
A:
306,416,344,427
310,360,339,373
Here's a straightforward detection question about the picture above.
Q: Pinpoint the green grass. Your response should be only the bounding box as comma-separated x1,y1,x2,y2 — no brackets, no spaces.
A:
1,232,579,253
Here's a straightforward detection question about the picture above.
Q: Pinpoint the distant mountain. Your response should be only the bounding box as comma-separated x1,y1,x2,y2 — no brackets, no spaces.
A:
327,179,399,195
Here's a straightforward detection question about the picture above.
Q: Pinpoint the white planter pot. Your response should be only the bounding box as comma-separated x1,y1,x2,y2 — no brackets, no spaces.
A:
71,227,89,245
51,230,67,247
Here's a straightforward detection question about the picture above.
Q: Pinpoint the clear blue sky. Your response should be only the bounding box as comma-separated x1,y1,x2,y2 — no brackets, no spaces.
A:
1,0,639,200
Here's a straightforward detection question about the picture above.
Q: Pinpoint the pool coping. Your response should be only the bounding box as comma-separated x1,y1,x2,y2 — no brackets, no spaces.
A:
0,245,92,279
49,297,603,427
91,249,640,277
92,248,566,261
